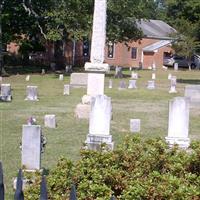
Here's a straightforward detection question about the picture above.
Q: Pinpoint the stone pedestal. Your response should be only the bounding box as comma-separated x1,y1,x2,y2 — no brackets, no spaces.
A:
22,125,41,170
165,97,190,148
63,84,70,95
44,115,56,128
25,86,38,101
0,84,12,101
128,80,137,89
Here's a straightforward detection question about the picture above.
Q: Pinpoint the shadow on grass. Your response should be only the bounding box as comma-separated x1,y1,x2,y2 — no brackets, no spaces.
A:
177,79,200,85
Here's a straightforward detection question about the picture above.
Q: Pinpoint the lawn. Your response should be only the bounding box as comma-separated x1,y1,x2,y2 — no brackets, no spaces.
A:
0,68,200,199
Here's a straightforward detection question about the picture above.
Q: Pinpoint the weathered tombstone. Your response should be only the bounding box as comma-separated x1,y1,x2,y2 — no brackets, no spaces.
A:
25,75,30,81
0,84,12,101
169,76,177,93
41,69,45,75
14,169,24,200
152,73,156,80
59,74,64,81
129,67,132,71
152,62,156,70
147,80,155,89
85,95,114,150
174,63,178,71
44,115,56,128
165,97,190,148
184,85,200,107
75,103,91,119
22,125,41,170
168,73,172,80
25,86,38,101
128,80,137,89
108,79,112,89
114,66,123,78
63,84,70,95
70,73,88,88
131,72,138,79
130,119,141,133
118,80,126,90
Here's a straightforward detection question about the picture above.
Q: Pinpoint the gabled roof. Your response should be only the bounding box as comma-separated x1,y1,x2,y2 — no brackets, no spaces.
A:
136,19,176,40
143,40,172,52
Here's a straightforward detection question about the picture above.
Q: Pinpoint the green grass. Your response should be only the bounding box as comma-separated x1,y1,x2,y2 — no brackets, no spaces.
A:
0,68,200,199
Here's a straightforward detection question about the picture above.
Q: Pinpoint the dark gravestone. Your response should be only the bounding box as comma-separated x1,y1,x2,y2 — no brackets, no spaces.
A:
40,175,48,200
14,169,24,200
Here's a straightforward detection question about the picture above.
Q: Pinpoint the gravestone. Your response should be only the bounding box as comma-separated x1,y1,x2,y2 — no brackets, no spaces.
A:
184,85,200,107
152,62,156,70
130,119,141,133
165,97,190,148
131,72,138,79
44,115,56,128
63,84,70,95
0,84,12,101
25,75,30,81
168,73,172,80
174,63,178,71
25,86,38,101
152,73,156,80
108,79,112,89
59,74,64,81
118,80,126,90
114,66,123,78
128,80,137,89
41,69,45,75
70,73,88,88
147,80,155,89
169,76,177,93
22,125,41,170
85,95,114,150
75,104,91,119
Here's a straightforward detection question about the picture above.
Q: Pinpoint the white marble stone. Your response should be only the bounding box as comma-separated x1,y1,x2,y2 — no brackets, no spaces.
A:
174,63,178,71
75,103,91,119
165,97,190,148
0,84,12,101
25,86,38,101
168,73,172,80
128,80,137,89
44,114,56,128
41,69,45,75
70,73,88,88
22,125,41,170
131,72,138,79
152,73,156,80
108,79,112,89
63,84,70,95
147,80,155,89
87,73,105,96
25,75,30,81
130,119,141,133
59,74,64,81
169,76,177,93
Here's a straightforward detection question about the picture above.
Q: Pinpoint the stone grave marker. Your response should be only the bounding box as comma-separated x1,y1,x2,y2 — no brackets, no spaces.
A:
108,79,112,89
114,66,123,78
118,80,126,90
169,76,177,93
22,125,41,170
25,86,38,101
25,75,30,81
63,84,70,95
131,72,138,79
174,63,178,71
59,74,64,81
130,119,141,133
147,80,155,89
44,115,56,128
152,73,156,80
168,73,172,80
70,73,88,88
0,84,12,101
128,80,137,89
41,69,45,75
165,97,190,148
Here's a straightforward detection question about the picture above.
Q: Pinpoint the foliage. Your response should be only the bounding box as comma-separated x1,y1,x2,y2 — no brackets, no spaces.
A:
25,135,200,199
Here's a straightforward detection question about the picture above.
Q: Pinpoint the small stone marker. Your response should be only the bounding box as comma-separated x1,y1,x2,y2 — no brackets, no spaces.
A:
152,62,156,70
44,114,56,128
75,103,91,119
22,125,41,170
131,72,138,79
63,84,70,95
130,119,141,133
152,73,156,80
0,84,12,101
147,80,155,89
41,69,45,75
118,80,126,90
128,80,137,89
165,97,190,148
25,75,30,81
25,86,38,101
169,76,177,93
168,73,172,80
114,66,123,78
59,74,64,81
174,63,178,71
108,79,112,89
70,73,88,88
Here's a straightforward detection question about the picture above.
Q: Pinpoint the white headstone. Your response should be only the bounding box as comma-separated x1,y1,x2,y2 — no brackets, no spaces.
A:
152,62,156,70
44,115,56,128
165,97,190,148
131,72,138,79
25,86,38,101
0,84,12,101
147,80,155,89
63,84,70,95
118,80,126,90
59,74,64,81
152,73,156,80
169,76,177,93
168,73,172,80
41,69,45,75
84,0,109,72
108,79,112,89
22,125,41,170
25,75,30,81
130,119,141,133
174,63,178,71
128,80,137,89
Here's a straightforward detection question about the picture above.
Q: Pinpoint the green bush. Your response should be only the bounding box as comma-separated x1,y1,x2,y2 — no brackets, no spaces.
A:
25,135,200,199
